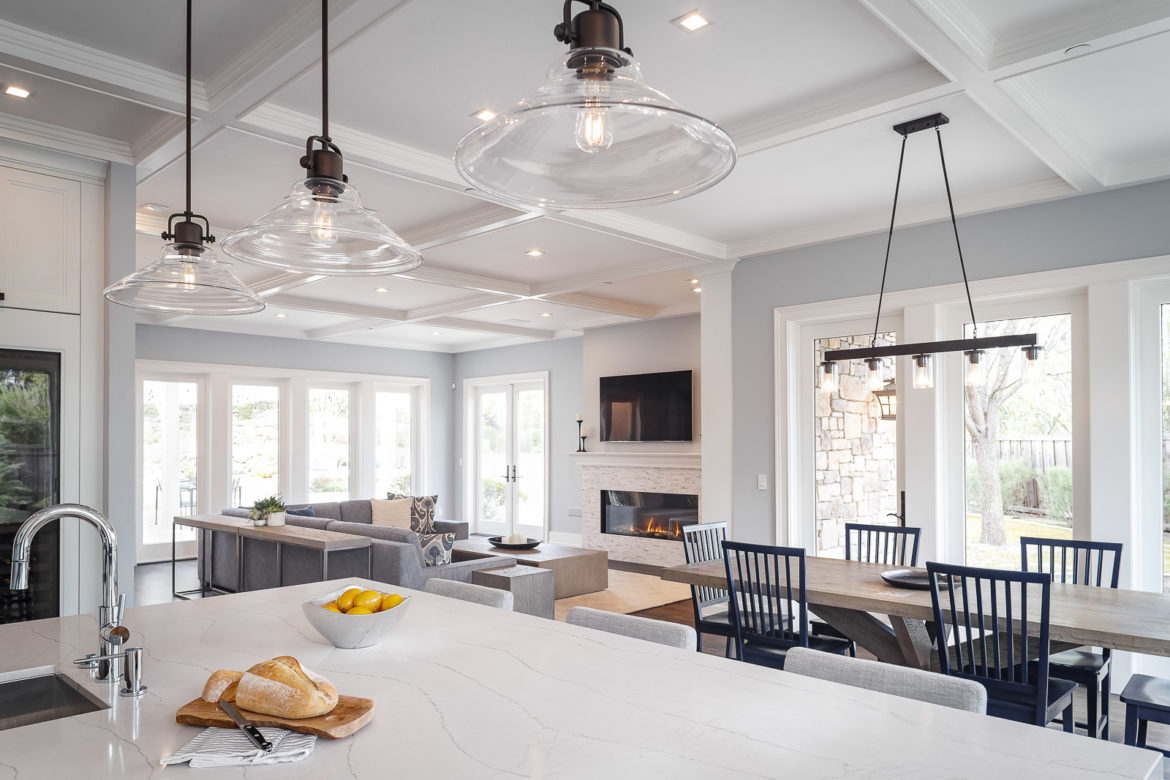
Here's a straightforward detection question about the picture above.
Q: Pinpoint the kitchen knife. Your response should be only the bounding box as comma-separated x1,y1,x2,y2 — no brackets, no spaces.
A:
220,701,274,753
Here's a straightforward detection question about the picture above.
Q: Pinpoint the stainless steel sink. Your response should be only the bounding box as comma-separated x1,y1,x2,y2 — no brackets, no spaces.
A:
0,671,108,731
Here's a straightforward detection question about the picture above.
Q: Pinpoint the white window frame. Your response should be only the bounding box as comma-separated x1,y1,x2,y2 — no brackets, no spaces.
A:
226,379,288,509
367,381,428,500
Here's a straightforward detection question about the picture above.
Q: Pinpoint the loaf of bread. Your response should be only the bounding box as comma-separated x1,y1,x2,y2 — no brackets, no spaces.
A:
201,669,243,703
234,656,339,719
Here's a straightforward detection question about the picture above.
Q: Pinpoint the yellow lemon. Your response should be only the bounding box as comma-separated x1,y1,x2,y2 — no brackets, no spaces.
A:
353,589,384,611
337,587,362,611
345,606,373,615
321,601,341,613
380,593,404,611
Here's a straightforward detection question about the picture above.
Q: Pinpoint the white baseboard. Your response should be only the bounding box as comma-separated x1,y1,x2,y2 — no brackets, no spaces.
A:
548,531,583,547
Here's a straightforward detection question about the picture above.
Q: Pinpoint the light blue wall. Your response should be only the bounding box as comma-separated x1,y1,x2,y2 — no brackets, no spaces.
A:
135,325,457,508
452,337,584,535
731,179,1170,543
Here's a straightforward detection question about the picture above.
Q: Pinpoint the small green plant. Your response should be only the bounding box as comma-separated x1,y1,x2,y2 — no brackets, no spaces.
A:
250,494,285,522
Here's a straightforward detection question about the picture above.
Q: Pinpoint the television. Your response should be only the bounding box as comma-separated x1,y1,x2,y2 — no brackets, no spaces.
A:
599,370,693,442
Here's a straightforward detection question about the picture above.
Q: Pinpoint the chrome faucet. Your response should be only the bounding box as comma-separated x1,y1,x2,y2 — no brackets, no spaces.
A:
10,504,125,680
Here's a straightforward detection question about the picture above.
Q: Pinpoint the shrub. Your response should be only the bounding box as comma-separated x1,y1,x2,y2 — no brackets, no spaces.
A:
997,459,1036,512
1041,466,1073,520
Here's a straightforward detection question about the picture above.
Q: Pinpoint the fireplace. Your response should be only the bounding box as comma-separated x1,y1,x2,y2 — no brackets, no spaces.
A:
601,490,698,541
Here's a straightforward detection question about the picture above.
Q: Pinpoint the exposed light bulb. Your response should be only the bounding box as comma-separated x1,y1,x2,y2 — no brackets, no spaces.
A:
912,354,934,390
310,198,338,247
181,261,197,291
575,105,613,153
1022,345,1045,383
964,350,985,387
866,358,885,391
820,361,839,394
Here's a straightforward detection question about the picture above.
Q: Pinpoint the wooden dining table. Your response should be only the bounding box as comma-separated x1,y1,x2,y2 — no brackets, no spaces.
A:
661,556,1170,668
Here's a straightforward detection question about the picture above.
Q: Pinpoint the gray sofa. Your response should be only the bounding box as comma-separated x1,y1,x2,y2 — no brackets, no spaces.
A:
199,499,510,592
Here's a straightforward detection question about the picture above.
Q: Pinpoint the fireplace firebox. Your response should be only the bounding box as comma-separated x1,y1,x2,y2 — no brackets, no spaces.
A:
601,490,698,541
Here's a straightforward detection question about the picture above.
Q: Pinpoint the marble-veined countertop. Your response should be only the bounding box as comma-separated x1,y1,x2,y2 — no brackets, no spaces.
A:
0,578,1161,779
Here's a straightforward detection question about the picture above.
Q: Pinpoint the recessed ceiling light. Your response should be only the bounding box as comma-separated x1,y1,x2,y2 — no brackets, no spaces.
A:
431,330,441,336
525,249,544,257
1064,43,1092,57
275,313,287,318
541,312,553,318
672,11,709,32
690,278,699,284
374,287,389,293
693,287,702,293
141,203,170,213
471,107,497,122
4,85,31,99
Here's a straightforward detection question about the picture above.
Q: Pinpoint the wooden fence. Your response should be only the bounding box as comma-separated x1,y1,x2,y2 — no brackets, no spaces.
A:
990,438,1071,473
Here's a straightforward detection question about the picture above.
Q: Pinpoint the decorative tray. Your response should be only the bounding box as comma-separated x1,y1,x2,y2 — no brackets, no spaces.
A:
880,569,943,590
488,536,541,550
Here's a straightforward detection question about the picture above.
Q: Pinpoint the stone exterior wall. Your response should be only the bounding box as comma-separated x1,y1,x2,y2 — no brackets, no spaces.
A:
815,334,898,557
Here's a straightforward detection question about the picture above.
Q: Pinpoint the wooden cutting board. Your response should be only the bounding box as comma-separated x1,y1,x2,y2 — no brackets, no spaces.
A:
176,695,374,739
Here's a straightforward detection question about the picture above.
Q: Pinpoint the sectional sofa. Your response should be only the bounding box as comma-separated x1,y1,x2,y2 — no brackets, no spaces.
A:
197,499,512,592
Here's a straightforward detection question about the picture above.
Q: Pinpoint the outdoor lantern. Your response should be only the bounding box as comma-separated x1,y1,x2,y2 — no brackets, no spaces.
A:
873,381,896,421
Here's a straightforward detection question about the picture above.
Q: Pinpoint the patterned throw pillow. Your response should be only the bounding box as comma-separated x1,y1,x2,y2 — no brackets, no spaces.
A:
417,532,455,567
387,493,438,534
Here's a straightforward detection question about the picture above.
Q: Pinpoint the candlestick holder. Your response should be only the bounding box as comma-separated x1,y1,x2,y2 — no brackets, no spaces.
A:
576,420,584,452
579,435,587,453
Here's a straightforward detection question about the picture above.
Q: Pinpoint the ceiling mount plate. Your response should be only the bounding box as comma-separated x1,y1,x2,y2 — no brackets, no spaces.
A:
893,112,950,137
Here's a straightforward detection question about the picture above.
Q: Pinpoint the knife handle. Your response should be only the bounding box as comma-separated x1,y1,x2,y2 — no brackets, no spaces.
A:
239,723,273,753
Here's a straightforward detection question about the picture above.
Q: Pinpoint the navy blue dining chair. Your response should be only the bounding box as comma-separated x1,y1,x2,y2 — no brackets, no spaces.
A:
722,541,852,670
681,522,735,657
1020,536,1122,739
926,561,1076,730
845,523,921,567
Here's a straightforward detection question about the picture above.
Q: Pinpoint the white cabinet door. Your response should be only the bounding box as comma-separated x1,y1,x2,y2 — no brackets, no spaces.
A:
0,166,82,314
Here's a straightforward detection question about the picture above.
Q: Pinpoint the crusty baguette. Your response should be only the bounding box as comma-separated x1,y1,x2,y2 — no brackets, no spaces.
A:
201,670,243,703
234,656,339,719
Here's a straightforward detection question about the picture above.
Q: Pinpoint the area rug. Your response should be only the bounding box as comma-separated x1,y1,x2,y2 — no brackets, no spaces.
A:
553,568,692,621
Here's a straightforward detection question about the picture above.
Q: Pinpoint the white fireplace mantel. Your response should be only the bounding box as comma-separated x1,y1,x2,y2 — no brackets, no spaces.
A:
567,451,701,469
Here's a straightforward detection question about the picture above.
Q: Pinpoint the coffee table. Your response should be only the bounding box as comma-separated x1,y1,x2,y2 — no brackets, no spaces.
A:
454,537,607,598
473,565,556,619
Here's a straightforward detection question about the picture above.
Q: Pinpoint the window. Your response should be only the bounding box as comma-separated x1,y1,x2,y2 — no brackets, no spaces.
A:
375,389,413,497
963,314,1073,568
140,379,199,559
308,387,351,502
1162,304,1170,591
231,384,280,507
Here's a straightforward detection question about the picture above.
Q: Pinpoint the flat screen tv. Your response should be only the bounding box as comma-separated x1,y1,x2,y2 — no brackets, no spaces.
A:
600,370,693,442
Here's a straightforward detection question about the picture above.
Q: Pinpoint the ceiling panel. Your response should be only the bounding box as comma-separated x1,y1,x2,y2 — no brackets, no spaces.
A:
576,270,703,312
946,0,1143,41
0,64,172,142
456,298,633,331
630,94,1059,246
136,127,491,233
421,218,687,284
270,0,933,157
328,322,524,351
293,274,485,312
1005,32,1170,168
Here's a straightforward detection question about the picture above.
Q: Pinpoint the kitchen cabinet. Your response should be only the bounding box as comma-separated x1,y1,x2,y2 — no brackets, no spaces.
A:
0,165,82,314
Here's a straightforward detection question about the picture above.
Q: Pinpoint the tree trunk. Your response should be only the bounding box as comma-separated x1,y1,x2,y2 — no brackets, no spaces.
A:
971,432,1006,545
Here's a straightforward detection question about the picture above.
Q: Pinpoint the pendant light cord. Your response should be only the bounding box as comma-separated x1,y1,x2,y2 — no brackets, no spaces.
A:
936,128,977,337
321,0,329,142
184,0,192,217
871,135,907,349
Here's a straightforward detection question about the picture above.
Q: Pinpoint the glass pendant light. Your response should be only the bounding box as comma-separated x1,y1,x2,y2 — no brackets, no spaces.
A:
866,358,885,391
453,0,736,209
105,0,262,315
964,349,985,387
1022,345,1045,383
819,361,839,393
912,354,934,390
221,0,422,275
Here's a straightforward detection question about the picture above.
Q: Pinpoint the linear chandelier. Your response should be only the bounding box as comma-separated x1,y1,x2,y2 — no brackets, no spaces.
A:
104,0,263,315
453,0,736,210
819,113,1042,392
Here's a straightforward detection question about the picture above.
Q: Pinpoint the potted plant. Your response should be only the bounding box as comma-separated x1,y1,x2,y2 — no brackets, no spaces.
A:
251,495,285,527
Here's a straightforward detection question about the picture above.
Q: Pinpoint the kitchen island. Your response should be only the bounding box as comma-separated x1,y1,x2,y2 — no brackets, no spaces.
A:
0,579,1161,779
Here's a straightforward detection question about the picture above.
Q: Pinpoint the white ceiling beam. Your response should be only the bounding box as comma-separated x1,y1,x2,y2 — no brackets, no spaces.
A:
402,204,536,250
265,293,405,321
860,0,1104,192
396,266,530,298
251,272,329,297
425,317,556,340
403,293,516,322
304,317,388,340
528,256,699,298
540,293,658,320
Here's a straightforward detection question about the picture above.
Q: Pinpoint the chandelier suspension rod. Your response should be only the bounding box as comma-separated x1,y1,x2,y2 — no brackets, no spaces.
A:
936,126,977,337
184,0,192,217
871,135,907,349
321,0,329,142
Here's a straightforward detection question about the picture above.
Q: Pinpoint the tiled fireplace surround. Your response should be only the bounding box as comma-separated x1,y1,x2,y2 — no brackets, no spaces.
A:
573,453,701,567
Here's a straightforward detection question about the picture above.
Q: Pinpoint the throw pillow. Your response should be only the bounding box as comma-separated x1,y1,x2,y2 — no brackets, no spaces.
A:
417,532,455,567
370,497,412,529
286,506,316,517
387,493,438,534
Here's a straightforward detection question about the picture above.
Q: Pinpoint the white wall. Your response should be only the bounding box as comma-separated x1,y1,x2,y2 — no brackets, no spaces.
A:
582,315,701,454
453,337,583,534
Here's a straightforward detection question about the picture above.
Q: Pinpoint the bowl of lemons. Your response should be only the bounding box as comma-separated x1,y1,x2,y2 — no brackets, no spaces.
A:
302,585,412,649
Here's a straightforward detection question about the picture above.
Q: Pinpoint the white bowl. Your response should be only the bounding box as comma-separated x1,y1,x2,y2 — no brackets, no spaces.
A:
302,585,412,649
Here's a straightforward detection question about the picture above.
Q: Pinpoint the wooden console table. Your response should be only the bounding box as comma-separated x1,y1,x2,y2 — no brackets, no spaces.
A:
238,524,372,589
172,514,252,600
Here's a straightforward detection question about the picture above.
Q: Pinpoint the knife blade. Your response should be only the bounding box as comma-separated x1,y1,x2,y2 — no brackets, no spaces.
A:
220,701,274,753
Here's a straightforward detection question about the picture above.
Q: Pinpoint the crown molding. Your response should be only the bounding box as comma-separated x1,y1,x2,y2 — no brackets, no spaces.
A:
910,0,995,68
0,136,108,183
130,114,186,163
426,317,555,340
404,293,514,322
997,78,1104,181
0,111,131,165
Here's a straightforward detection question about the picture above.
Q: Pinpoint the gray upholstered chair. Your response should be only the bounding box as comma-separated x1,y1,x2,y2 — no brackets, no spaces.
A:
425,578,514,610
784,647,987,713
565,606,697,651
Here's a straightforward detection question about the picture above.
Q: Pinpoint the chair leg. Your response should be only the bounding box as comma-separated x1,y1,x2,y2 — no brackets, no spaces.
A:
1062,702,1075,733
696,632,702,654
1137,719,1149,749
725,635,733,659
848,641,856,658
1085,679,1098,738
1099,669,1110,741
1124,706,1138,747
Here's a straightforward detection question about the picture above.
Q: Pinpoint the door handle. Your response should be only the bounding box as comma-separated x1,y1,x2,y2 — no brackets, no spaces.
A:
501,470,511,483
511,465,517,482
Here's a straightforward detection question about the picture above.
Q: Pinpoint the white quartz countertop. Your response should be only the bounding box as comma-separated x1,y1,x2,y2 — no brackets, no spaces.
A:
0,579,1161,779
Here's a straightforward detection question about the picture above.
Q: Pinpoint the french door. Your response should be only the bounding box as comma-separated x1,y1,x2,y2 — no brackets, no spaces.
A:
468,374,547,539
137,375,202,562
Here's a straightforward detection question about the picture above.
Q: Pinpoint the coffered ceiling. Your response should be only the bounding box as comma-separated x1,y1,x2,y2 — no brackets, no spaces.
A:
2,0,1168,352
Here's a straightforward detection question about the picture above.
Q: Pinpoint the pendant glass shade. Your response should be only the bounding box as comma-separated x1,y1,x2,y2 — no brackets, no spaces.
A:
964,349,985,387
912,354,934,390
866,358,885,391
104,244,264,315
1022,345,1045,383
454,49,736,209
220,178,423,275
820,361,839,393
